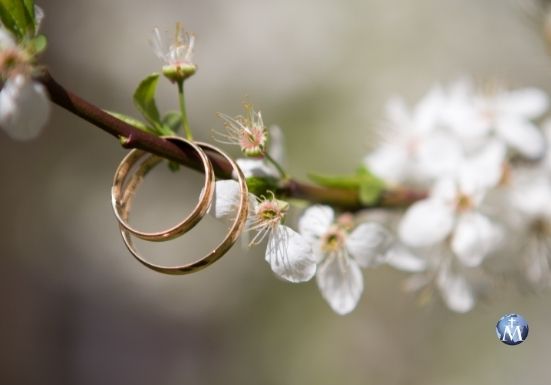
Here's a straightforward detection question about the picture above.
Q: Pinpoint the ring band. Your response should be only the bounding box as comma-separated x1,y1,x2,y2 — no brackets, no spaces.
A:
111,136,215,241
118,141,249,275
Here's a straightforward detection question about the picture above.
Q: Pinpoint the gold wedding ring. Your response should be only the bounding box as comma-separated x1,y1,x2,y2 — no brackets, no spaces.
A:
112,138,249,275
112,137,215,241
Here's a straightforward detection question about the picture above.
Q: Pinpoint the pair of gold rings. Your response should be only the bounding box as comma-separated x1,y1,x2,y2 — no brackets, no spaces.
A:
111,136,249,275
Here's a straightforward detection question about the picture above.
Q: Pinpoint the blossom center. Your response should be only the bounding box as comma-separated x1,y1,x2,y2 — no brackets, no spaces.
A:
256,200,285,227
0,49,30,79
321,226,346,253
456,193,473,212
532,218,551,237
239,125,267,156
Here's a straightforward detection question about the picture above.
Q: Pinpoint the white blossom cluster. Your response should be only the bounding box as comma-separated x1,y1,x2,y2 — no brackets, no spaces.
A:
216,81,551,315
366,80,551,313
0,6,49,140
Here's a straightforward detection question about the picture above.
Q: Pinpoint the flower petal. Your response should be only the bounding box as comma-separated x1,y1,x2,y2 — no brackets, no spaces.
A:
399,199,455,247
151,27,167,62
364,145,409,185
459,140,506,192
210,180,256,220
0,75,50,141
385,245,427,272
510,174,551,219
265,225,316,283
298,205,334,242
417,132,463,179
385,96,410,128
451,212,501,267
414,85,445,133
235,158,277,178
345,222,391,267
316,252,363,315
502,88,549,119
34,5,45,33
436,264,475,313
497,117,545,159
268,124,286,164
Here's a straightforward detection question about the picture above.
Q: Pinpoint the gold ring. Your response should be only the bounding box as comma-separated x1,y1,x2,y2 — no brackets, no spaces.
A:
118,141,249,275
111,136,215,241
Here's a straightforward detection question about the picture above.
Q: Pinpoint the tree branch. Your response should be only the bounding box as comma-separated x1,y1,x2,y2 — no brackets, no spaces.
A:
37,70,426,211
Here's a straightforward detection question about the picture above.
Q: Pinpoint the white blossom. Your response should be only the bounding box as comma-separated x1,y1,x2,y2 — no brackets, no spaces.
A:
0,21,50,140
0,73,49,140
216,104,268,158
398,142,504,267
235,125,285,178
211,180,316,283
399,249,477,313
152,24,195,68
365,86,462,184
151,23,196,81
436,258,475,313
509,170,551,286
444,79,548,158
299,205,391,315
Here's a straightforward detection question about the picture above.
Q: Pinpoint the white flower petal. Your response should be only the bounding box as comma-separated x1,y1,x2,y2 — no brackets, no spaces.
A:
265,225,316,283
446,105,490,140
364,145,409,185
151,27,167,61
431,177,458,203
459,140,506,193
437,265,475,313
316,253,363,315
268,125,286,164
497,117,545,159
451,212,501,267
417,133,463,179
0,75,49,141
298,205,334,242
443,79,490,140
345,222,391,267
399,199,455,247
502,88,549,119
235,158,277,178
414,85,444,133
210,180,255,220
385,96,410,128
510,175,551,219
34,5,45,33
385,245,427,272
525,242,551,285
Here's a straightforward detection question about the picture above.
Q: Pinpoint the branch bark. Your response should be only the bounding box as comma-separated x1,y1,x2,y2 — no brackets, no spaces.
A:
37,70,426,211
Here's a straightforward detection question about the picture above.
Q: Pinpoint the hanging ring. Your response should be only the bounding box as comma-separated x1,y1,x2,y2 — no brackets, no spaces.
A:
118,140,249,275
111,136,215,241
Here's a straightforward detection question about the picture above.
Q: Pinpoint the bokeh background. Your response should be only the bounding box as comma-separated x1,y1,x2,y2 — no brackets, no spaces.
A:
1,0,551,384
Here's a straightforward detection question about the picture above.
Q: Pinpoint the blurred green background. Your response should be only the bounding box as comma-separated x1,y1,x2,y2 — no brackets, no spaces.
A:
1,0,551,384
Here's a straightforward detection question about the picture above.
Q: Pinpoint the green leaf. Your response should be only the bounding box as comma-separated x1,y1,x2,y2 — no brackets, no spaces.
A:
133,73,163,131
0,0,35,39
167,161,180,172
246,176,279,197
356,166,386,205
22,0,33,21
308,173,361,189
106,110,157,134
29,33,46,54
162,111,182,133
308,166,386,205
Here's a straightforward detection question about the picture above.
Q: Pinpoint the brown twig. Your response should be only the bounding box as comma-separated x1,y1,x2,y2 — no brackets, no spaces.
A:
36,70,426,211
